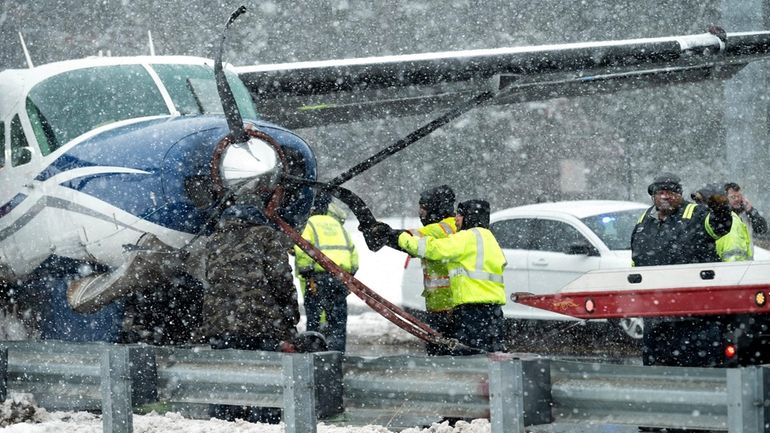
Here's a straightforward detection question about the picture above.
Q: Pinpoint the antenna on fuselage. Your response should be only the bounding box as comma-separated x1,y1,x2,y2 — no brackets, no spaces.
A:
147,30,156,56
18,32,34,69
214,5,249,143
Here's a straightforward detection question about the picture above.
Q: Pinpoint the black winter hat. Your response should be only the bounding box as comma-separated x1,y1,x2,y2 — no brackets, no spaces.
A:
648,172,683,196
419,185,455,225
310,190,332,215
457,199,490,229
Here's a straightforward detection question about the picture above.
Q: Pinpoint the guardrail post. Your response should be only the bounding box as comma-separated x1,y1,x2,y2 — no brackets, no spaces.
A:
283,353,316,433
313,352,343,419
101,346,133,433
488,355,525,433
727,366,770,433
0,347,6,403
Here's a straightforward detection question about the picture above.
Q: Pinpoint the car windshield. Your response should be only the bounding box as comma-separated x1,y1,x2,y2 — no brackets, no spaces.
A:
580,208,644,251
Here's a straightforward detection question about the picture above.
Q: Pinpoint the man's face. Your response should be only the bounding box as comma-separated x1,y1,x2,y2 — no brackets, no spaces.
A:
727,188,744,210
653,188,683,212
455,213,464,230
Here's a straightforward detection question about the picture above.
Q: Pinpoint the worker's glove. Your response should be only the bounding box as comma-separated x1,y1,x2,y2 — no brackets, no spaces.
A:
292,331,329,353
699,186,729,210
360,221,393,251
384,228,405,250
699,185,732,234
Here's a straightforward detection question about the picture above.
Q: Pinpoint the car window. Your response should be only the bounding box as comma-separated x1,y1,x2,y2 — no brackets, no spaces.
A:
490,218,535,249
580,209,645,250
531,219,587,253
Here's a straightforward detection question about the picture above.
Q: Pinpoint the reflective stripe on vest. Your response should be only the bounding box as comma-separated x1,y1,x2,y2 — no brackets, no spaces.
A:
424,277,450,289
683,203,696,220
419,220,455,292
637,208,648,224
438,221,453,235
307,220,354,252
417,237,428,257
447,228,504,284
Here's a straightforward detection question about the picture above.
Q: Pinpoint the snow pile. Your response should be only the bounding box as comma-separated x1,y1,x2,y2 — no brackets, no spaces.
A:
346,311,418,345
0,393,43,427
3,410,492,433
402,419,490,433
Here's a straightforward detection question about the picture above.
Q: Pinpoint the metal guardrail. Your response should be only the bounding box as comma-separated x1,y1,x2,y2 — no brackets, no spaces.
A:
550,360,770,432
0,341,339,433
0,341,768,433
341,353,550,429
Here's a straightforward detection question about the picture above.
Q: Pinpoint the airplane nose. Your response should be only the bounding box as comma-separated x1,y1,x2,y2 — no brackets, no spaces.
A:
218,136,280,191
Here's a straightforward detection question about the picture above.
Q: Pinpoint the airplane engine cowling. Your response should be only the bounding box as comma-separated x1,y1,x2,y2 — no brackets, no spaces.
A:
161,117,317,233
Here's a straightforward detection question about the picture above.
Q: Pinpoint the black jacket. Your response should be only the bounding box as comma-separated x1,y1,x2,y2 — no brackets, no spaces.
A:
631,201,731,267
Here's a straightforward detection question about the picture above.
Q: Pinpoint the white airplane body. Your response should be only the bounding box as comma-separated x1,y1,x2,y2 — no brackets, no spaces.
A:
0,57,231,276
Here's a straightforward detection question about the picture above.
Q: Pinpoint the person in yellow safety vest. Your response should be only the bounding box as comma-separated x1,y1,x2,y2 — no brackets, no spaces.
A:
406,185,458,355
294,192,358,352
397,199,507,354
691,185,752,262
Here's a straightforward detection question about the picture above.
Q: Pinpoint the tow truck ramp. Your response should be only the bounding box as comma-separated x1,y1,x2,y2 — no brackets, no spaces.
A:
1,340,769,433
514,261,770,319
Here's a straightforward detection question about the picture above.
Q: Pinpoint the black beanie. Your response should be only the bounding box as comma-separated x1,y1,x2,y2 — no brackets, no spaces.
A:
647,172,683,196
310,190,332,215
457,199,490,229
419,185,455,225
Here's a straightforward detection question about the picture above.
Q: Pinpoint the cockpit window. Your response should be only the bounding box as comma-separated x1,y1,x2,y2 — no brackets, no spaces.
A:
152,64,258,120
0,121,5,168
26,65,169,155
10,114,31,166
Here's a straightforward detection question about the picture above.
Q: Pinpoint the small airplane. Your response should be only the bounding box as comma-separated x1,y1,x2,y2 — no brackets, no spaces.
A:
2,7,770,343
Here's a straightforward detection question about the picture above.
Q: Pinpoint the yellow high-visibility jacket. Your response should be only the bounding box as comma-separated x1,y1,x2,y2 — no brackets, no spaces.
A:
407,217,457,312
398,227,506,307
294,214,358,276
716,212,752,262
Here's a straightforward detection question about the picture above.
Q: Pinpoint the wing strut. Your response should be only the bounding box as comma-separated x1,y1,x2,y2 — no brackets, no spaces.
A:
328,90,496,187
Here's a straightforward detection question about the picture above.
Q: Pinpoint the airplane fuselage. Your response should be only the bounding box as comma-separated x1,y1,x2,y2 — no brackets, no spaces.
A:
0,56,316,281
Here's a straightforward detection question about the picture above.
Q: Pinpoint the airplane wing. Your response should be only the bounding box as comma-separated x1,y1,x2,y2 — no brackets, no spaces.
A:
236,30,770,129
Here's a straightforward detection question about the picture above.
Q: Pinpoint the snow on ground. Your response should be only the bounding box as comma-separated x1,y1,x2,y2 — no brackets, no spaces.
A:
2,406,493,433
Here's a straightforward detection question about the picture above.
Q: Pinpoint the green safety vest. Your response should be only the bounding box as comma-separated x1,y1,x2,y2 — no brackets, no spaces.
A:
294,214,358,275
407,217,457,312
716,212,752,262
398,227,507,307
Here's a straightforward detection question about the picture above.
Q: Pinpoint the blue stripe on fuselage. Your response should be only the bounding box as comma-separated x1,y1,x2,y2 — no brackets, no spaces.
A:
0,193,28,219
38,116,229,234
22,115,314,235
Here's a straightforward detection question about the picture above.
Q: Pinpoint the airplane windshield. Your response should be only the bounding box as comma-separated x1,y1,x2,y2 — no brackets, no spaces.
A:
26,65,169,155
580,209,643,251
151,64,258,119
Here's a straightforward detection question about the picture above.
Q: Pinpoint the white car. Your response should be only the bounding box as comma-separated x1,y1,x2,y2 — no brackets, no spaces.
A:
402,199,770,340
401,200,650,339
